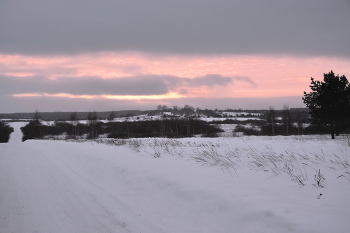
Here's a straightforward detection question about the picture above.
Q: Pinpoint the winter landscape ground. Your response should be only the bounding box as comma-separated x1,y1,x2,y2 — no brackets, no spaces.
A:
1,122,350,233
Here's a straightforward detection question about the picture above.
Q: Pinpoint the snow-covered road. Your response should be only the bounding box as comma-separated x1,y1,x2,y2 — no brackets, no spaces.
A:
1,123,349,233
0,124,164,233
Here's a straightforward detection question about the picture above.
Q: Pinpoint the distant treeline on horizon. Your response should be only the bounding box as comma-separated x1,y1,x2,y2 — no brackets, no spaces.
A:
0,107,309,121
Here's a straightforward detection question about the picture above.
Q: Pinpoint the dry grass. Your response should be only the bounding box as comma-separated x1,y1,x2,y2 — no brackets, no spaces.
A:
51,135,350,186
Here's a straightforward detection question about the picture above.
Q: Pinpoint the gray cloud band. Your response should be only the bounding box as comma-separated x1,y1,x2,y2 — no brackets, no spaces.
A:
0,74,256,96
0,0,349,57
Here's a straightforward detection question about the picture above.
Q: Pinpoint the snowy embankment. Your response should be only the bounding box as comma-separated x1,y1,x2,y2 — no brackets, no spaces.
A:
0,123,349,233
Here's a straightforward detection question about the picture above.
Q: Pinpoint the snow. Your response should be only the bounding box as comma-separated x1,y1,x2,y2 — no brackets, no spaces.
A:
1,122,349,233
221,112,261,117
200,117,262,122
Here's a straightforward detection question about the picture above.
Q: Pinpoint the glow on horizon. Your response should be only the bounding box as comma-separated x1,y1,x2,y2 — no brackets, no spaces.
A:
2,52,350,100
13,92,184,100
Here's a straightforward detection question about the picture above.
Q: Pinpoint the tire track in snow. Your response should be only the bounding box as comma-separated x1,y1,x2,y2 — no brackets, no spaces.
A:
0,124,166,233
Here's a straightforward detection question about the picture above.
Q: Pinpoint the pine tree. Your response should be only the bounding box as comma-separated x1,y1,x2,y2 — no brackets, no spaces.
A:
303,71,350,139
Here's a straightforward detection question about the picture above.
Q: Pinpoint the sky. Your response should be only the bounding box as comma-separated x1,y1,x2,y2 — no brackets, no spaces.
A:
1,0,350,113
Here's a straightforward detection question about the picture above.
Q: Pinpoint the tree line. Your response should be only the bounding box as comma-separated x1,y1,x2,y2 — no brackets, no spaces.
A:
234,71,350,138
20,111,223,141
233,106,320,136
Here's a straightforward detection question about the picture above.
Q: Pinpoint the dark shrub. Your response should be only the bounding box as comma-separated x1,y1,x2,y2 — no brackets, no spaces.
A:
107,119,223,139
21,120,42,141
303,124,330,135
0,121,14,143
233,125,260,136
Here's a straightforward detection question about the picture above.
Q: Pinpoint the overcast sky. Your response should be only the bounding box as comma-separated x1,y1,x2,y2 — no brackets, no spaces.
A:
1,0,350,112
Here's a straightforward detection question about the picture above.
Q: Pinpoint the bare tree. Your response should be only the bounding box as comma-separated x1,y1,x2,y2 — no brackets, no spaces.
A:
176,118,179,137
159,119,165,137
187,117,190,136
124,117,130,138
34,110,42,137
267,107,276,136
87,111,98,138
282,105,290,135
70,112,78,136
108,111,115,133
294,109,301,135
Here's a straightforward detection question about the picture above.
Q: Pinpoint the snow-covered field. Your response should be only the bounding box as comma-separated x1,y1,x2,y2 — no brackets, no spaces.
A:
1,122,349,233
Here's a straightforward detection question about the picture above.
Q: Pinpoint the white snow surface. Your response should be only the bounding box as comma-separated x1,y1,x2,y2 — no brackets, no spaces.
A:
1,122,350,233
221,112,261,117
200,117,262,122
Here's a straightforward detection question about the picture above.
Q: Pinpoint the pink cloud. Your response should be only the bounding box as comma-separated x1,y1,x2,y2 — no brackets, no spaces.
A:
13,92,184,100
1,52,350,100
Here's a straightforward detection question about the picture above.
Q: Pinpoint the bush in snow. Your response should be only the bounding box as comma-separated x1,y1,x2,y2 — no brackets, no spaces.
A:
0,121,14,143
